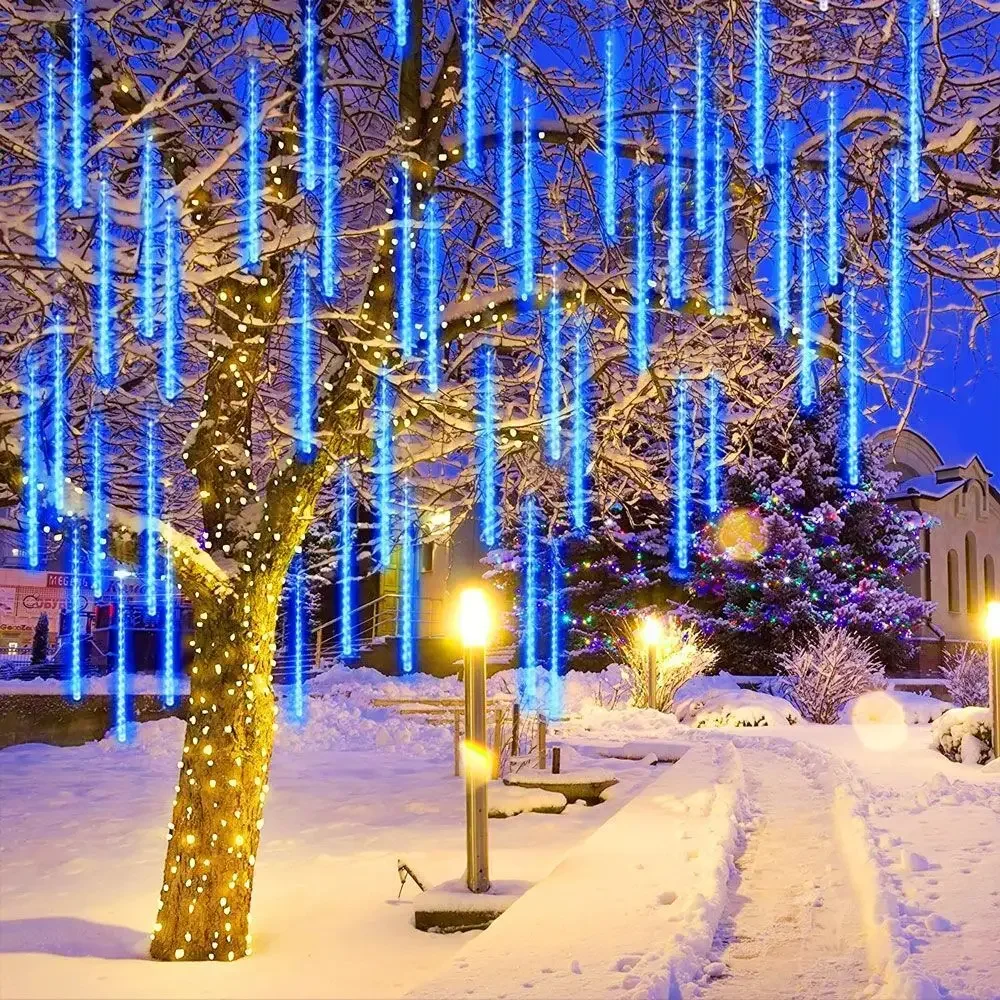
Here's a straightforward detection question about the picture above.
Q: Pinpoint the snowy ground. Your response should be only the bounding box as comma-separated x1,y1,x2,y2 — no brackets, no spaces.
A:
1,668,998,1000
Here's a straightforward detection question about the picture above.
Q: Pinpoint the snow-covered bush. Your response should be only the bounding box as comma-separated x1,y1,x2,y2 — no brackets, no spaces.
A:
839,689,952,725
780,627,886,724
939,644,989,708
616,618,718,712
931,707,995,765
673,673,801,727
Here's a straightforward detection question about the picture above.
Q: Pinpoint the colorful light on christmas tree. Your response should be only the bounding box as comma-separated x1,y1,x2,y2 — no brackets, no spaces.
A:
668,102,683,304
602,30,618,238
144,417,158,618
845,285,860,487
399,163,415,357
140,130,157,341
375,370,393,570
163,550,176,708
296,254,314,456
777,122,791,336
500,53,515,249
694,30,708,234
800,208,816,408
521,497,539,711
321,93,339,299
674,375,691,575
707,374,723,519
548,537,563,720
907,0,922,201
162,192,181,402
464,0,479,172
51,312,66,514
114,569,130,743
546,268,562,461
40,54,57,260
90,415,105,597
520,87,535,298
752,0,767,175
479,345,498,547
339,464,355,660
711,119,726,316
826,88,840,287
889,155,904,363
244,59,262,269
424,197,442,391
70,2,86,212
634,165,651,371
95,173,115,387
570,317,588,534
24,356,40,569
400,481,416,675
68,517,82,702
301,0,319,193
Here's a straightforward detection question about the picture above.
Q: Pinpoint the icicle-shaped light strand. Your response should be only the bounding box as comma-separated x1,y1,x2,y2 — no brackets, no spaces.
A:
399,162,415,357
752,0,767,175
889,155,904,363
95,172,115,387
826,88,840,287
548,537,562,720
400,481,416,675
51,313,66,514
163,192,181,401
90,416,105,597
40,54,58,260
712,119,726,316
668,102,683,304
800,209,815,408
24,357,40,569
674,376,691,575
845,285,861,487
777,123,791,336
339,464,355,660
321,92,338,299
163,549,176,708
244,59,261,269
140,130,157,341
114,572,129,743
296,255,314,456
694,30,708,234
907,0,921,202
707,374,723,519
68,518,82,702
521,497,538,712
602,29,618,237
393,0,407,49
144,417,158,618
480,345,498,547
464,0,478,172
634,166,651,372
500,53,515,249
570,317,588,534
520,87,535,299
302,0,318,192
290,553,306,721
375,370,393,570
546,268,562,461
70,1,86,211
424,197,442,392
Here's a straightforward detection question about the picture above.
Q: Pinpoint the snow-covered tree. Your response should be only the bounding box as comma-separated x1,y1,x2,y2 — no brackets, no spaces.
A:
0,0,996,964
687,389,934,673
940,644,990,708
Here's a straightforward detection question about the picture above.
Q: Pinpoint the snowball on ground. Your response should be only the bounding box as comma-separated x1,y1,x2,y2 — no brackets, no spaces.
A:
673,672,801,728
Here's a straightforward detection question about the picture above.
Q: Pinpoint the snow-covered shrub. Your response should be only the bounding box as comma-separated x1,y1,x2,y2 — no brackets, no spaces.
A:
673,673,801,727
839,689,952,725
779,627,885,724
931,707,994,765
616,618,718,712
939,644,989,708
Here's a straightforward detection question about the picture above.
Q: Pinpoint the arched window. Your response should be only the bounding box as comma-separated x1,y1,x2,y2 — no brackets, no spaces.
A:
947,549,960,613
965,532,979,614
985,555,997,602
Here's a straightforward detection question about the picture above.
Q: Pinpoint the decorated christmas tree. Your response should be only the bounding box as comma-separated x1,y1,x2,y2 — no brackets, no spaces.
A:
686,389,933,674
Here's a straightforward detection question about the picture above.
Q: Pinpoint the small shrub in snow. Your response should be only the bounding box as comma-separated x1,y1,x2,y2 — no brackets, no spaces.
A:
939,644,989,708
673,673,801,727
839,689,952,725
930,707,995,765
779,627,885,724
615,617,718,712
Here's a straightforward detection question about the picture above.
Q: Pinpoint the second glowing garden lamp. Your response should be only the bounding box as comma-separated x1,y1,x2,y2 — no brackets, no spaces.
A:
986,601,1000,759
640,615,663,711
458,587,492,894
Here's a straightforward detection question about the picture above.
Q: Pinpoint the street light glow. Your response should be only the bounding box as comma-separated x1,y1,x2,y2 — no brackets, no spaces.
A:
986,601,1000,641
458,588,491,648
640,614,663,650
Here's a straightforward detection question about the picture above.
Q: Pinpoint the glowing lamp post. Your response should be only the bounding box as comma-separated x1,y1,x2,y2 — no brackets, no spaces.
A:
459,588,491,894
640,615,663,711
986,601,1000,759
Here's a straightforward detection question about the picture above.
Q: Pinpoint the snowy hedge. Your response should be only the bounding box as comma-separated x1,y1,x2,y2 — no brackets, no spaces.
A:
673,674,801,728
931,707,995,765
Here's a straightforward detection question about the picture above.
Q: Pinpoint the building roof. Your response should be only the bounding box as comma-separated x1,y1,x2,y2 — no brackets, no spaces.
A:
887,475,964,501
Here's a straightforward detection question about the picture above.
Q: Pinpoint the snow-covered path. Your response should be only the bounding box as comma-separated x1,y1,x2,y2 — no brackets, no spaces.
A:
697,748,870,1000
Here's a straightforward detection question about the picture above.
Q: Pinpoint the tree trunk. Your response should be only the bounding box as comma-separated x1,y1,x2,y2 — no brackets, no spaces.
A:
150,574,279,962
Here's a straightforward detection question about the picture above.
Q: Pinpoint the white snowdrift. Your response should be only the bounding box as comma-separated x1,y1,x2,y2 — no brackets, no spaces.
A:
839,690,953,726
673,673,801,728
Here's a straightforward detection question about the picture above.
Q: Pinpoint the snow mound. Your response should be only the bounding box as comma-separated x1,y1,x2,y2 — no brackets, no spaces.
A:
839,689,953,726
673,673,801,728
930,707,995,765
97,716,184,756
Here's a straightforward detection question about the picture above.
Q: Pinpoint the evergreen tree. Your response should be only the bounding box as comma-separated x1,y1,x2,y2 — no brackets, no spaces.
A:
686,390,933,674
30,613,49,665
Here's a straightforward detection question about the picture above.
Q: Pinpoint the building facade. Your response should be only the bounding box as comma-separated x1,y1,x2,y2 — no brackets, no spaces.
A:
876,429,999,652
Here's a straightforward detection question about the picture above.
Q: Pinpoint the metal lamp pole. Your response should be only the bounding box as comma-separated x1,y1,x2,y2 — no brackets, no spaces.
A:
640,615,663,711
987,602,1000,759
460,588,491,894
